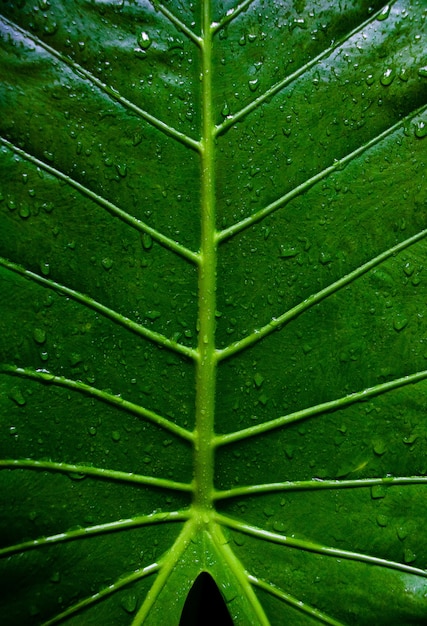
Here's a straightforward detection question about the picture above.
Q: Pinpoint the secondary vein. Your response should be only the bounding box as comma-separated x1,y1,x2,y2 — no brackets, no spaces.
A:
248,575,346,626
41,562,161,626
0,511,189,559
0,16,201,152
0,255,197,360
0,137,200,265
214,1,399,136
152,1,202,46
0,459,193,492
0,365,194,442
216,513,427,578
216,103,427,243
214,368,427,446
216,224,427,361
214,476,427,500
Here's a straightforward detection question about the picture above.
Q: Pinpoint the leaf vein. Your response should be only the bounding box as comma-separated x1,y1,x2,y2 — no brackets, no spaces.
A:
216,514,427,578
0,137,200,265
215,369,427,445
214,1,399,135
0,366,194,442
0,16,201,152
217,222,427,360
0,255,197,360
216,103,427,244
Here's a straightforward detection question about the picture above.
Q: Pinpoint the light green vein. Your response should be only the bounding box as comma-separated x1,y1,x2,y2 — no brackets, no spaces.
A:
214,1,398,135
216,103,427,243
41,562,161,626
0,511,189,559
131,519,197,625
216,225,427,361
211,521,270,626
214,476,427,501
0,255,197,360
211,0,258,33
153,1,202,46
0,459,192,493
248,575,346,626
216,513,427,578
0,365,194,442
214,369,427,446
0,16,200,152
0,137,200,265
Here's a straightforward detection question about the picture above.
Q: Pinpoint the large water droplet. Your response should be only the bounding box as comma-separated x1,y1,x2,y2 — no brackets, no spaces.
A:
138,32,152,50
377,4,391,20
380,68,395,86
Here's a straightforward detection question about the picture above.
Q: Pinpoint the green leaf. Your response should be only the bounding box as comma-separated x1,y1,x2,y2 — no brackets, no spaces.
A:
0,1,427,624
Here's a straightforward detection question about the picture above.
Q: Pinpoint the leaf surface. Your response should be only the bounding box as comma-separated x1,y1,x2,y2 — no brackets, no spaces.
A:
0,1,427,624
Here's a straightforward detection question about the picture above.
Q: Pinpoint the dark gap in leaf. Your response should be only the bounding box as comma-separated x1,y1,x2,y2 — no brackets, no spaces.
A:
179,572,234,626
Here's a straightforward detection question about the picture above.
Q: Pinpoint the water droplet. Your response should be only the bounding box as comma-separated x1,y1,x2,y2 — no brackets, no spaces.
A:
19,205,30,219
33,328,46,344
40,262,50,276
248,78,259,92
239,34,246,46
377,4,391,20
373,440,387,456
146,310,161,320
414,120,426,139
393,314,408,331
121,593,137,614
101,257,113,270
112,430,121,442
88,426,97,436
50,571,61,584
398,68,408,82
115,163,127,178
138,32,152,50
221,102,230,117
365,73,375,85
254,373,264,388
376,514,388,527
404,548,416,563
418,66,427,78
142,232,153,250
371,485,386,499
380,68,395,86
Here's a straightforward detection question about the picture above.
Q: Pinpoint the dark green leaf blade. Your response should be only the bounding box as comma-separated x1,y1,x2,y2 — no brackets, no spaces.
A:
1,1,427,624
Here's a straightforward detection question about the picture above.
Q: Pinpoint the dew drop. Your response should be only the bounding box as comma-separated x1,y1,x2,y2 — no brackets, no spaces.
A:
418,66,427,78
248,78,259,92
19,205,30,219
138,32,152,50
101,257,113,270
393,314,408,331
380,68,395,86
112,430,121,442
33,328,47,344
40,262,50,276
221,102,230,117
254,373,264,388
115,163,127,178
377,4,391,20
121,593,137,614
414,120,426,139
9,387,27,406
376,514,388,527
142,232,153,250
404,548,416,563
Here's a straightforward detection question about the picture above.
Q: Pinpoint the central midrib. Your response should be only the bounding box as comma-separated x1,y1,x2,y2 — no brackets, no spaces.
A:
193,1,217,513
